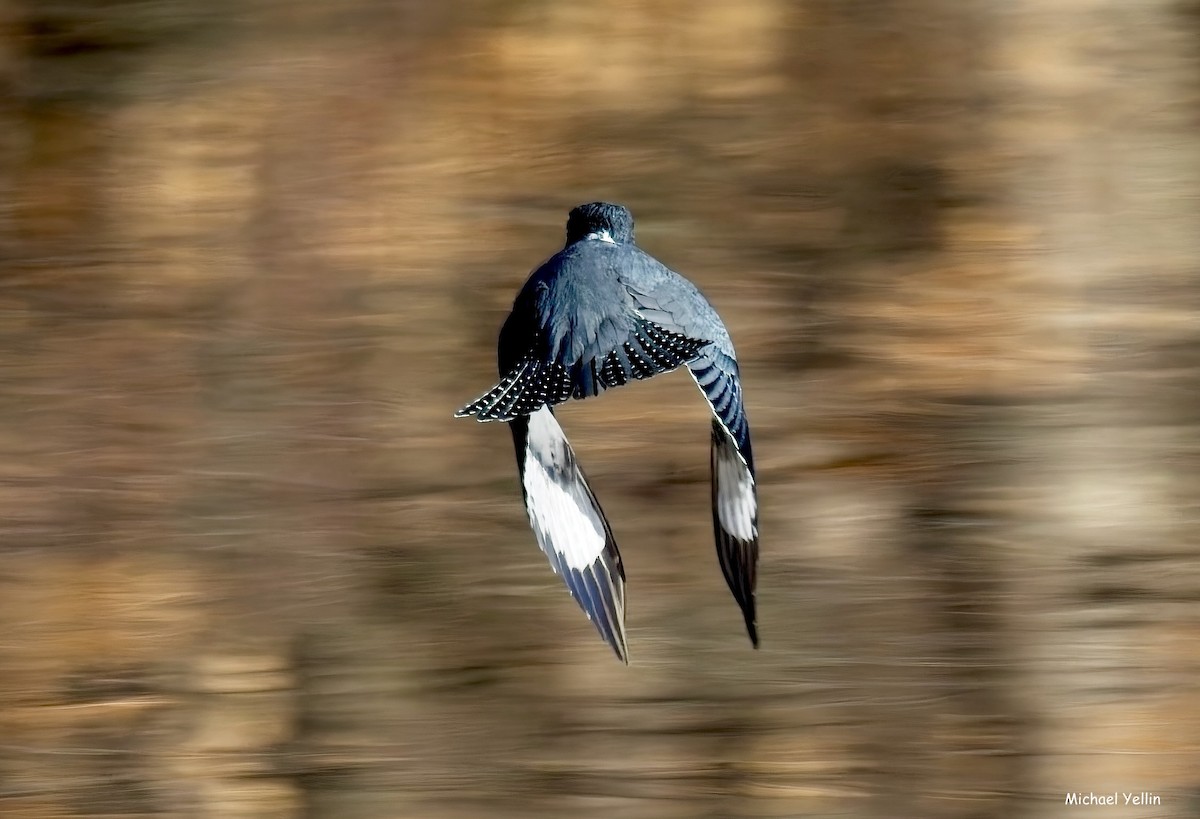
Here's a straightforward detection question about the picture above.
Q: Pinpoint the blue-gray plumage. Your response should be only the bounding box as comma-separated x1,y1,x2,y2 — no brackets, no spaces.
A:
456,202,759,661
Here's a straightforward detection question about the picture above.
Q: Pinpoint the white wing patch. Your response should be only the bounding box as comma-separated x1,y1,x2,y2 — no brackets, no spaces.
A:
522,407,607,571
713,428,757,541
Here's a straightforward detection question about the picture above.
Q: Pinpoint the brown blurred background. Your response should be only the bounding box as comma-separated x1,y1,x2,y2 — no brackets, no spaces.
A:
1,1,1198,817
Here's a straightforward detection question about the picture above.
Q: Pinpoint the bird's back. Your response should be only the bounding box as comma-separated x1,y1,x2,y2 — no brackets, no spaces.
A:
461,230,737,421
500,241,638,375
501,240,730,371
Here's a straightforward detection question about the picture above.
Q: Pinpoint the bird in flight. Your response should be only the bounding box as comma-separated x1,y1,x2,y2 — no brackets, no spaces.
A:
456,202,758,662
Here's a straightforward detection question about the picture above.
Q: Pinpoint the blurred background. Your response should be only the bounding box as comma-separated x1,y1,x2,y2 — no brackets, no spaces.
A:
1,1,1198,817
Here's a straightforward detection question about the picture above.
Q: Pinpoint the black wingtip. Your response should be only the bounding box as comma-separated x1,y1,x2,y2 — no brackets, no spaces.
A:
607,626,630,665
739,598,759,648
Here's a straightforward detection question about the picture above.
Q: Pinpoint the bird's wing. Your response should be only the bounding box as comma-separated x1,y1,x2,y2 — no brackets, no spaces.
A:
511,406,628,662
454,356,576,421
455,281,708,421
690,344,759,647
621,263,761,644
688,347,754,471
583,262,759,645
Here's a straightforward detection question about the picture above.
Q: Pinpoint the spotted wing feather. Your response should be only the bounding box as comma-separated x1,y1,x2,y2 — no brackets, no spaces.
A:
456,317,707,420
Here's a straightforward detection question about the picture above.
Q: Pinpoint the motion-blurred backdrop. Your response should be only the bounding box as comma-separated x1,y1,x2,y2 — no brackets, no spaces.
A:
1,1,1198,817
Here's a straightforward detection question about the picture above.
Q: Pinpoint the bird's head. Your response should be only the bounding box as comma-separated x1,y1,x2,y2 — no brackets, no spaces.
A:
565,202,635,247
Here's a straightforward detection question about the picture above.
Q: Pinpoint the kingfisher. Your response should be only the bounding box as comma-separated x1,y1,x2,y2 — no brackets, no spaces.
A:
456,202,758,662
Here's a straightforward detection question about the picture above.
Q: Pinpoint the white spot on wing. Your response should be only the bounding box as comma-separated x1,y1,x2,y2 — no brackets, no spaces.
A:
714,432,757,541
523,408,607,570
